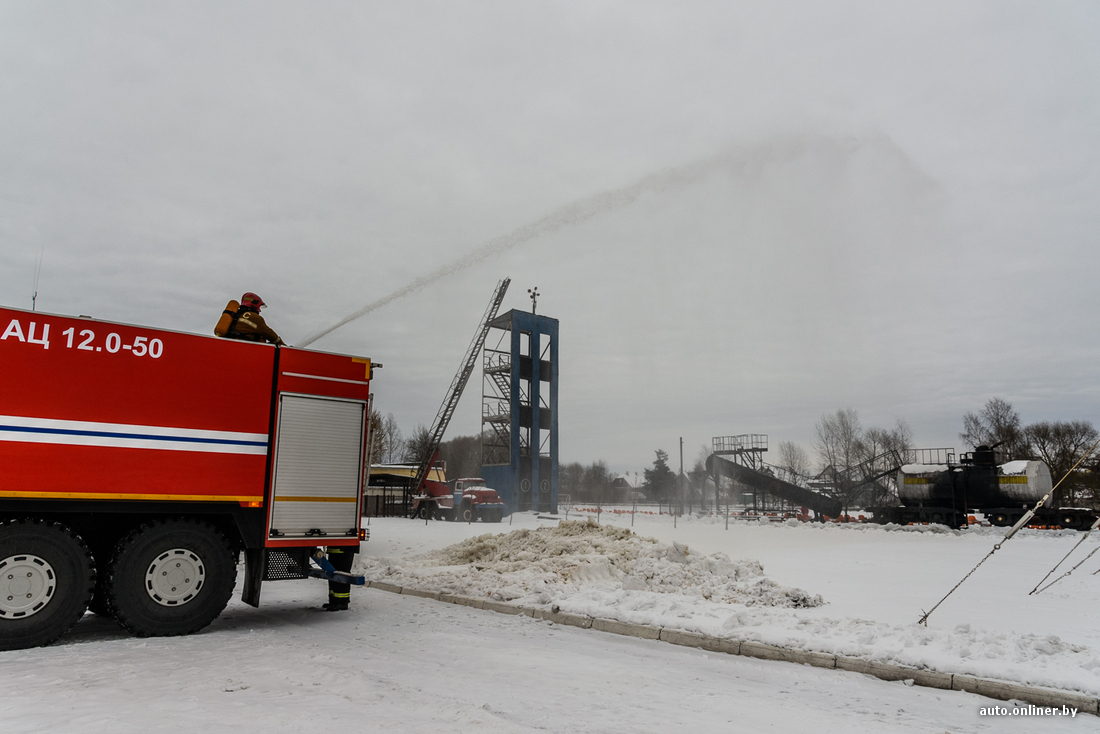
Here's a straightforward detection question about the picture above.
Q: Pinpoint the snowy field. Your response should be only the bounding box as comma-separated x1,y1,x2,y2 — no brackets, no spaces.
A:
2,512,1098,733
360,512,1100,696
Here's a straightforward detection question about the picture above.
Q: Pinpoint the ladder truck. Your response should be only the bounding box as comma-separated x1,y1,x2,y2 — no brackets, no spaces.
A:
0,305,372,650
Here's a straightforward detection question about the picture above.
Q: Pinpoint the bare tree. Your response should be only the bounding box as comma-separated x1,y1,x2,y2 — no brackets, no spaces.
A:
560,462,585,501
1024,420,1099,506
815,409,862,473
582,461,613,504
809,411,917,514
439,433,483,480
367,407,384,466
854,419,912,506
380,413,405,464
776,440,812,481
403,424,434,467
960,398,1026,459
814,409,864,516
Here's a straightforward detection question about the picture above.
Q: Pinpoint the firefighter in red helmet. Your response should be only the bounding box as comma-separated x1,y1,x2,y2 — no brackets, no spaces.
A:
219,292,286,346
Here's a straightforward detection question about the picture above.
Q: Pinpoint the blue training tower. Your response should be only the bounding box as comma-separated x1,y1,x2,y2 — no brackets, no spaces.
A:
481,309,559,514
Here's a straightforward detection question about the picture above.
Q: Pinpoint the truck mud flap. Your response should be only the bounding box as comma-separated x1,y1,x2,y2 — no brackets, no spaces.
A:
242,547,318,607
241,548,266,608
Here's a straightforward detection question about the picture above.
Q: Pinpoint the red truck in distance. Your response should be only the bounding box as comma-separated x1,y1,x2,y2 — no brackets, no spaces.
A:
410,473,505,523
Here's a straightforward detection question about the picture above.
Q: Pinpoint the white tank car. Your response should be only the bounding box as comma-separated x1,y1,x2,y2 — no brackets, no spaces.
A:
995,460,1053,503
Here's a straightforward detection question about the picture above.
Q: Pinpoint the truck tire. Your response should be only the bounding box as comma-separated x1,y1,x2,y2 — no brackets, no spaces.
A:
461,503,474,523
105,519,236,638
0,518,95,651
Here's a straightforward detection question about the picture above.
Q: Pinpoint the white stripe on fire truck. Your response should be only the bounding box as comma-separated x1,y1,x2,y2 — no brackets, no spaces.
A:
281,371,370,385
0,415,268,455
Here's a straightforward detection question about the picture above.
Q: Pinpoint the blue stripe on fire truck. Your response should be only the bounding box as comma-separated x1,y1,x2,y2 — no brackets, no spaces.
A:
0,415,268,455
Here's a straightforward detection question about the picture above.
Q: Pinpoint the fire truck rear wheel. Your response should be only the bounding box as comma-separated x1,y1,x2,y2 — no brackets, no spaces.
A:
461,504,474,522
106,520,236,638
0,519,95,651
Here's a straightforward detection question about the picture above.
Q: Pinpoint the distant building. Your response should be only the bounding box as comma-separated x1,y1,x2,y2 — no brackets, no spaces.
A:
612,476,635,503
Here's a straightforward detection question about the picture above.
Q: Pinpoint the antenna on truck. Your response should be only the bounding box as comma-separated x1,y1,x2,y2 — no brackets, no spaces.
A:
412,278,511,495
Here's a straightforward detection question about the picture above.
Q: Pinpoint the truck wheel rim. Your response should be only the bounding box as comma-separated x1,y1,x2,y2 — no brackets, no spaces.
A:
0,554,56,619
145,549,205,607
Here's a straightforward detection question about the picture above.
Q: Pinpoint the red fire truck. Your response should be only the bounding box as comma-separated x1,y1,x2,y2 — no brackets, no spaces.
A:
0,305,372,650
410,474,506,523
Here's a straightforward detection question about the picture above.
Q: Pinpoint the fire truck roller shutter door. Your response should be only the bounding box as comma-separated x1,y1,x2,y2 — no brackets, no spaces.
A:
105,519,236,637
270,395,365,538
0,519,95,651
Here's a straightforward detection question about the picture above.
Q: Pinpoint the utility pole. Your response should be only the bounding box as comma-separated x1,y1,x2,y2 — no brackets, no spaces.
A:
679,437,684,519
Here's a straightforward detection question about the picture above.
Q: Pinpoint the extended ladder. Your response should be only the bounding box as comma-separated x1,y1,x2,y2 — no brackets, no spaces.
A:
413,278,511,493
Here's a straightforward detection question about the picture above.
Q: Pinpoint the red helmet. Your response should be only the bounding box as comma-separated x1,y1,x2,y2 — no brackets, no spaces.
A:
241,292,266,310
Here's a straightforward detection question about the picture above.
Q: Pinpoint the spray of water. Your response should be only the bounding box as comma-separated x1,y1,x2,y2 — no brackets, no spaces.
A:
297,141,807,347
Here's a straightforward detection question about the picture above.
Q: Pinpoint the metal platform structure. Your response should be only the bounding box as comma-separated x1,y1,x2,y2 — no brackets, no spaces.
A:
707,453,843,518
481,309,559,513
712,434,768,470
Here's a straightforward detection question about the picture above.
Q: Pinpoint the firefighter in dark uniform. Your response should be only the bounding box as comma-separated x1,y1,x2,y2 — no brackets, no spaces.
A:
322,546,356,611
219,295,354,610
219,292,286,346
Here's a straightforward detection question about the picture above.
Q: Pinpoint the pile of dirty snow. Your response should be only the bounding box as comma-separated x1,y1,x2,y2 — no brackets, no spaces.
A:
358,519,822,608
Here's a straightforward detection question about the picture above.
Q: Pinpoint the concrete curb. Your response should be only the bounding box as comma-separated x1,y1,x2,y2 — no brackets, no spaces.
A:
365,582,1099,715
532,608,593,629
836,656,951,690
592,617,661,640
951,674,1098,713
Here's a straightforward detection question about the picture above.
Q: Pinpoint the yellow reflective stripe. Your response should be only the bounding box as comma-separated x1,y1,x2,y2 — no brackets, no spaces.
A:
273,496,357,503
999,476,1029,484
0,490,259,502
352,357,372,379
330,592,351,598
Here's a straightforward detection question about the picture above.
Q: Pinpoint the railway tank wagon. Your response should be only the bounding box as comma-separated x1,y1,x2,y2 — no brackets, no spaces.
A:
874,445,1094,529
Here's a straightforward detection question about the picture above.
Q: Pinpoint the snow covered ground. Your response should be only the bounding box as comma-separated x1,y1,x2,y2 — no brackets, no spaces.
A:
361,512,1100,696
2,512,1098,732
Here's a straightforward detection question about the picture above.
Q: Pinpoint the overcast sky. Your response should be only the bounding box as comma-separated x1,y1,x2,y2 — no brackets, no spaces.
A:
2,2,1098,475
